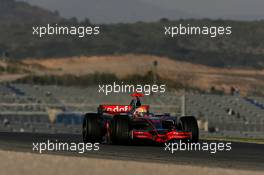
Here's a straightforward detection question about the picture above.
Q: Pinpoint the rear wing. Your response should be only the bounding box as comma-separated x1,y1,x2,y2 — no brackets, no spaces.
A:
98,105,149,115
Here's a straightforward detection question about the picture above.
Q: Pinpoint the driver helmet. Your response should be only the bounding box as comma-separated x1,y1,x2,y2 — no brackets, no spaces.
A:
133,107,147,117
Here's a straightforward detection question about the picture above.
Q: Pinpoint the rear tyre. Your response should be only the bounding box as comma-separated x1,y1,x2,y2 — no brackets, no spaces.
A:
180,116,199,143
82,113,102,143
111,115,130,145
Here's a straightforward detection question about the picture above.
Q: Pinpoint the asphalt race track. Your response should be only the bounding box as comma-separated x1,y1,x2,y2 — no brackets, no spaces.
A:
0,132,263,171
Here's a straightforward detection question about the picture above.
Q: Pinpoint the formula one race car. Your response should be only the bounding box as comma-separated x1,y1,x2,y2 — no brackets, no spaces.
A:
82,93,199,144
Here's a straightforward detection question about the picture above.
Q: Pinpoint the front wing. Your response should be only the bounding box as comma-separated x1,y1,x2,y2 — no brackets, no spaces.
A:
132,130,192,143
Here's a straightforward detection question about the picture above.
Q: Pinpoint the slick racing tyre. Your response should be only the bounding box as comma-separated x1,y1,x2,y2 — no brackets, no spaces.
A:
111,115,130,145
180,116,199,143
82,113,102,143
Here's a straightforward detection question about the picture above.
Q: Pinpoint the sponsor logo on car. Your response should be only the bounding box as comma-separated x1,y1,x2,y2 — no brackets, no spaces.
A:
99,105,149,114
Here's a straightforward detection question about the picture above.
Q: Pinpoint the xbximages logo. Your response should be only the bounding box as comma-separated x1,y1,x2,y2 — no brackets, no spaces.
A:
32,24,100,38
98,82,166,95
32,140,100,154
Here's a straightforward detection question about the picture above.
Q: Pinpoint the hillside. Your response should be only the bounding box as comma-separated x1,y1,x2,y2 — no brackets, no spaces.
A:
0,0,263,68
0,20,263,68
1,54,262,95
21,0,264,22
0,0,62,24
21,0,189,23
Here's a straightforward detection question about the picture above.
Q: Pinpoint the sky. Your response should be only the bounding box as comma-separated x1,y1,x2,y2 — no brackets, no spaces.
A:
20,0,264,23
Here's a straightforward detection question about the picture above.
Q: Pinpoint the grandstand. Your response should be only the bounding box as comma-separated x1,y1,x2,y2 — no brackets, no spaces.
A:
0,83,263,138
186,94,264,138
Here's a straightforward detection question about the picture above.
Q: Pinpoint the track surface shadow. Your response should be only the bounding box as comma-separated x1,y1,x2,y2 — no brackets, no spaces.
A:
0,132,263,171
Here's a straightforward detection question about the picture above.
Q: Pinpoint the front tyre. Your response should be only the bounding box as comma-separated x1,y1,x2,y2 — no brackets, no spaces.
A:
180,116,199,143
111,115,130,145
